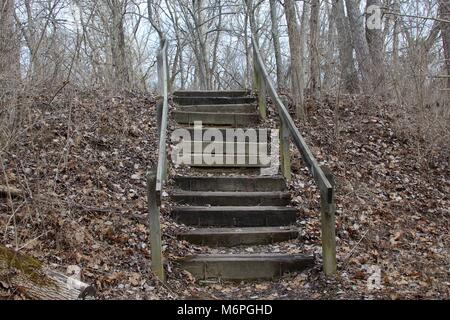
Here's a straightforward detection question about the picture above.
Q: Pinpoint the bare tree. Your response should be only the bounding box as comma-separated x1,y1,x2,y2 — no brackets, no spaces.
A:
439,0,450,88
333,0,359,93
391,0,402,103
107,0,130,88
345,0,375,93
0,0,447,108
309,0,320,99
366,0,387,92
284,0,305,119
0,0,19,87
269,0,284,90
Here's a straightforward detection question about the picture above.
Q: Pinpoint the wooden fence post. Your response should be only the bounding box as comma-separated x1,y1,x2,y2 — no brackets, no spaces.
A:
156,99,163,136
256,68,267,120
252,49,258,92
279,117,292,181
157,53,163,95
147,170,165,282
320,170,337,276
156,45,164,136
163,156,168,183
253,51,267,120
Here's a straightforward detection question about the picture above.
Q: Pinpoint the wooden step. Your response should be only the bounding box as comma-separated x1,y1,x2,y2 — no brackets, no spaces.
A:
173,141,268,155
173,96,257,106
176,154,271,168
180,127,270,142
173,111,259,126
173,90,251,98
174,175,287,192
171,206,297,227
178,227,299,247
177,104,257,113
172,191,291,206
180,254,314,280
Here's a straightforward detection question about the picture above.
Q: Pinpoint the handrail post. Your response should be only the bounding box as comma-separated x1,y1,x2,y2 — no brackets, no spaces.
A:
162,42,169,183
156,44,164,135
147,170,165,282
279,117,292,181
156,40,169,187
163,40,170,94
163,151,168,183
253,50,267,119
320,172,337,276
258,70,267,120
157,49,164,96
156,99,163,136
252,48,258,92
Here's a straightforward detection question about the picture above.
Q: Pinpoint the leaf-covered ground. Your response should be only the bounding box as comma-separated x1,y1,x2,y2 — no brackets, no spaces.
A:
0,91,448,299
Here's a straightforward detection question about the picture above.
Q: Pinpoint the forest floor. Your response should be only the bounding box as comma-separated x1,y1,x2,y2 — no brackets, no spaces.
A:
0,90,448,300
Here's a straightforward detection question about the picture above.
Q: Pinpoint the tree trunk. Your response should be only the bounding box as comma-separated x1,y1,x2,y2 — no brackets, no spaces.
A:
0,0,19,86
333,0,359,93
269,0,284,90
211,0,222,89
345,0,375,93
284,0,305,120
196,0,212,90
109,0,129,88
244,6,251,89
322,1,335,91
309,0,320,99
298,1,309,98
440,0,450,89
392,0,402,103
365,0,387,93
167,2,185,89
0,246,95,300
0,185,23,198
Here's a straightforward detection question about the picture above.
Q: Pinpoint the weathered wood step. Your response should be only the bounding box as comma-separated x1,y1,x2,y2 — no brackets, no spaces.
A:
172,191,291,206
173,90,251,98
173,141,268,155
173,111,259,126
179,127,270,141
180,254,314,280
178,227,299,247
177,104,257,113
171,206,297,227
174,96,256,106
176,154,271,168
174,175,287,192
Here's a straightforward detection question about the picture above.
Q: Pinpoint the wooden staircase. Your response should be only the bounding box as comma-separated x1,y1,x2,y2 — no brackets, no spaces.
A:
170,90,314,281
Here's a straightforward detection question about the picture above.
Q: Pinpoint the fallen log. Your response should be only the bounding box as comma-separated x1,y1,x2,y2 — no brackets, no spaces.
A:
0,185,23,198
0,246,95,300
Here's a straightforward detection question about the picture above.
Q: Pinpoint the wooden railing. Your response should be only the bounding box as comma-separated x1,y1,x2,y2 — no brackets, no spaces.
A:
251,34,337,276
156,38,169,197
147,38,169,282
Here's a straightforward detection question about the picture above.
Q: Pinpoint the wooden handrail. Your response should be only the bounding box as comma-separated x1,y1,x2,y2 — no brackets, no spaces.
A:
148,38,169,282
156,38,169,197
251,34,337,275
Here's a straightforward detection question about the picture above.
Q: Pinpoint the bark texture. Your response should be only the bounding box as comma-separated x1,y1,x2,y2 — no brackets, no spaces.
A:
0,246,95,300
269,0,284,90
366,0,387,92
440,0,450,88
284,0,305,119
309,0,320,99
0,0,19,85
345,0,375,93
333,0,359,93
